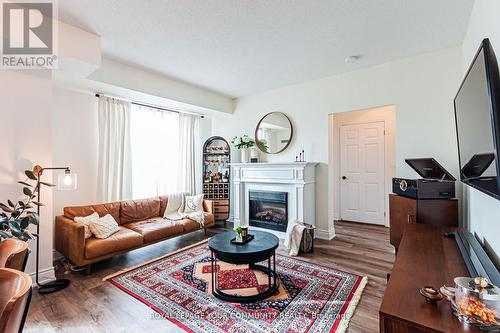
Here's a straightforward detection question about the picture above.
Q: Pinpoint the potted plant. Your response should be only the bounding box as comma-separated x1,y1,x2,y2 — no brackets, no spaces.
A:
0,169,53,271
234,226,243,243
231,135,255,163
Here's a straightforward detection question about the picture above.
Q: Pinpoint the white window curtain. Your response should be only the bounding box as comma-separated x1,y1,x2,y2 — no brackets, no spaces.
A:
97,96,133,202
178,113,200,194
130,104,180,199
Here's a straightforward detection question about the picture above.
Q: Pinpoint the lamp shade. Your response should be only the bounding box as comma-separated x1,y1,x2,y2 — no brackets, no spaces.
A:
57,172,77,190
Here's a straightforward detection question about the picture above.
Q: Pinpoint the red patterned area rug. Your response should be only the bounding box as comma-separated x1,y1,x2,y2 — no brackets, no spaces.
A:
105,240,367,333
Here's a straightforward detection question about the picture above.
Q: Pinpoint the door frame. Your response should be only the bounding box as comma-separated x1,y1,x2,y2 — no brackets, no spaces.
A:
329,105,396,227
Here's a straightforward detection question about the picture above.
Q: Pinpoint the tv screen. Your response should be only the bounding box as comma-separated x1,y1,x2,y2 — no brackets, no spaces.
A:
454,38,500,200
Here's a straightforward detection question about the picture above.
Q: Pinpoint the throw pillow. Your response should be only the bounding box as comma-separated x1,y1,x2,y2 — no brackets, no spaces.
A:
74,212,99,239
163,193,185,219
183,194,204,214
89,214,120,239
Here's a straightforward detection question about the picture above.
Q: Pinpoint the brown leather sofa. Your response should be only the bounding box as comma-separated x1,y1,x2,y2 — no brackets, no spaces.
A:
54,196,214,273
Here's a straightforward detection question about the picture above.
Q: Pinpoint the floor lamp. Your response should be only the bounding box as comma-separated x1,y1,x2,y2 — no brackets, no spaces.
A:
34,165,77,294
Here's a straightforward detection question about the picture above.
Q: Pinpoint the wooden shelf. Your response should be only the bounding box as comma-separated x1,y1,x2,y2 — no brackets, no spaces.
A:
203,152,229,156
203,136,230,221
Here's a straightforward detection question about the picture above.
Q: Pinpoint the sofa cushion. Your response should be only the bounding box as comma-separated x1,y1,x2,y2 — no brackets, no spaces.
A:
125,218,184,243
64,205,95,220
180,219,202,233
182,194,204,214
93,202,122,224
204,212,215,227
180,213,215,232
64,201,122,224
88,214,120,239
74,212,99,239
159,196,168,217
85,227,143,259
121,198,161,224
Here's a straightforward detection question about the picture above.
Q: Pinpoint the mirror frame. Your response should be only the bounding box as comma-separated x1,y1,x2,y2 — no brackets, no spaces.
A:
254,112,294,154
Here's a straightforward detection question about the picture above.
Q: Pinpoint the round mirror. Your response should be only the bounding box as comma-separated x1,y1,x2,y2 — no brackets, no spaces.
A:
255,112,293,154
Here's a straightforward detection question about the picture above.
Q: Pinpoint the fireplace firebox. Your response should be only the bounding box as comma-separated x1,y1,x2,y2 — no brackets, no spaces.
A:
249,190,288,232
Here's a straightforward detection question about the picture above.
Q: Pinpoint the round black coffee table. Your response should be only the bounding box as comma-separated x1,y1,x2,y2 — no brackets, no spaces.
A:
208,230,280,303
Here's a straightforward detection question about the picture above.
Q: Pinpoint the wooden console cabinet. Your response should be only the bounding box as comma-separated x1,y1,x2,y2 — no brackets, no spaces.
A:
211,199,229,221
389,194,458,250
380,224,481,333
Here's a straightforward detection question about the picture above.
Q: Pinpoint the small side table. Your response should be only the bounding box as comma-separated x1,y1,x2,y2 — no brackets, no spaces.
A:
208,230,280,303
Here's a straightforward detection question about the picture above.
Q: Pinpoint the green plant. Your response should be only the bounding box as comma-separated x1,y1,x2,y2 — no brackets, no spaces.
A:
234,226,243,235
231,135,255,149
0,169,54,241
258,139,269,153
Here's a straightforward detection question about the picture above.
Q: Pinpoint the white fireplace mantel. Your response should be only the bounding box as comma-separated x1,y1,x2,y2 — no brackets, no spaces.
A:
230,162,317,239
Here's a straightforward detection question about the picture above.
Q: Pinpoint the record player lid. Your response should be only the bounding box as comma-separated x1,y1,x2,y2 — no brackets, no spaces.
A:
405,158,456,181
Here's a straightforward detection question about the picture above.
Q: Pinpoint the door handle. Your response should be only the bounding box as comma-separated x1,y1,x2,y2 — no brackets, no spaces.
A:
342,176,347,180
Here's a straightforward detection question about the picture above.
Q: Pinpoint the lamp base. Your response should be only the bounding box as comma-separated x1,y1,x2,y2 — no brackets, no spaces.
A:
38,279,70,294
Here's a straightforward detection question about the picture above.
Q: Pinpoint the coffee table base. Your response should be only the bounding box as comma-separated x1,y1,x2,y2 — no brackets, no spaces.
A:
210,252,280,304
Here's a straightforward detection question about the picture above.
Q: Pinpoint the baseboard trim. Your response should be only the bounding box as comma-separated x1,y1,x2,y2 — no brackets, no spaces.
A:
28,266,56,286
315,227,336,240
53,249,64,262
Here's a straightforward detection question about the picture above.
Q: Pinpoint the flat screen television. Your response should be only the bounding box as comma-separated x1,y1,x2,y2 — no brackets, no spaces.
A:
454,38,500,200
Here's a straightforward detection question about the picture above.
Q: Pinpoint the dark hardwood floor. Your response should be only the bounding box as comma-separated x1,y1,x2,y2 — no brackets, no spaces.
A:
25,221,394,333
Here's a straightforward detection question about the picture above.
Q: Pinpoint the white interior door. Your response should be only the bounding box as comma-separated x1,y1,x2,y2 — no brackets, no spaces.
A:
340,121,385,225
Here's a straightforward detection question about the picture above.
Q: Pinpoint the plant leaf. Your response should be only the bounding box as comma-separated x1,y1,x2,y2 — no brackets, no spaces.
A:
20,216,30,229
9,221,21,233
23,187,33,197
0,203,13,213
18,181,32,187
21,231,33,241
0,231,12,239
28,213,39,226
0,216,7,228
7,200,15,208
40,181,55,187
10,210,20,219
25,170,38,180
31,201,44,207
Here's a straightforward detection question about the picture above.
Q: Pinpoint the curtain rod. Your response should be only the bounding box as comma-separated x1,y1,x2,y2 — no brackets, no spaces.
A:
95,93,205,118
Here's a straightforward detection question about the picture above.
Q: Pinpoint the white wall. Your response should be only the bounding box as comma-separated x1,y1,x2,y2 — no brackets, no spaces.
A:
0,70,54,282
462,0,500,258
212,47,462,237
52,87,99,215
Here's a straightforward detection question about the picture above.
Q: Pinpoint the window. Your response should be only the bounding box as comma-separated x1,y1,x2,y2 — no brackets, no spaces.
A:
130,104,179,199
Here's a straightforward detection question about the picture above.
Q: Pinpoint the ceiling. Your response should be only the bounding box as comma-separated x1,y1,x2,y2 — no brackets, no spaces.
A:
58,0,474,97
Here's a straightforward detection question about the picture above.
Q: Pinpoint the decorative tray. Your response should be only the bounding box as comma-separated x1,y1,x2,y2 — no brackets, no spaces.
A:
230,234,254,245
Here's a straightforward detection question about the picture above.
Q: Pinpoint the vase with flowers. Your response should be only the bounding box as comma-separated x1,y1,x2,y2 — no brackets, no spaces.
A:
231,135,255,163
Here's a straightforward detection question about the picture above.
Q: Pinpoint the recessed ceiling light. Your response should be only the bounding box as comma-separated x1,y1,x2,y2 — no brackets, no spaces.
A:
345,55,361,63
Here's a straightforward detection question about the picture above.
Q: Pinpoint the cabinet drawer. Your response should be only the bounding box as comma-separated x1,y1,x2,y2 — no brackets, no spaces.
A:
214,206,229,213
214,213,229,220
213,200,229,206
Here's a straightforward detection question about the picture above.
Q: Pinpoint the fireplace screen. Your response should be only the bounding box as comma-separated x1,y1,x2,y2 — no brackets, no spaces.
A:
249,190,288,232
